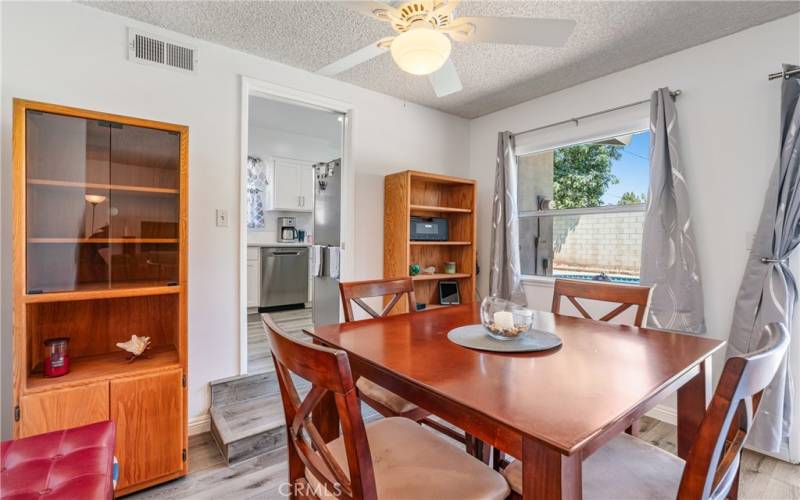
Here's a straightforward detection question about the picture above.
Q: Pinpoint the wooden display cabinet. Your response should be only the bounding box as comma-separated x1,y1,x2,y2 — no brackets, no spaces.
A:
384,170,477,313
12,99,188,496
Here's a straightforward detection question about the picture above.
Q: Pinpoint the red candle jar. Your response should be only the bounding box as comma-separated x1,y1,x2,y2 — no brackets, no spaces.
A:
43,337,70,377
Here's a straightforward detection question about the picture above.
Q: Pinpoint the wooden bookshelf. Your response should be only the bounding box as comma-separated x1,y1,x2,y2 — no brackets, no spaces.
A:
384,170,477,313
12,99,188,496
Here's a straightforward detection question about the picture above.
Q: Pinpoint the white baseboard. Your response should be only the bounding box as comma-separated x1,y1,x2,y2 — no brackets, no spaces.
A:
189,414,211,436
645,404,677,425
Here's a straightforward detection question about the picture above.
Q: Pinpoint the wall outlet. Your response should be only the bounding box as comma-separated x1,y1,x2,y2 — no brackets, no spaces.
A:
216,209,228,227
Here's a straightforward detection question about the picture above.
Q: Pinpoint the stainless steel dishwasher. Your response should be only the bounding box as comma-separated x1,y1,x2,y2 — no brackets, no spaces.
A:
260,246,309,308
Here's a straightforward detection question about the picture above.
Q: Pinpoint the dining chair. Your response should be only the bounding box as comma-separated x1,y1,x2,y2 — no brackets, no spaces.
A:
262,314,510,500
501,322,790,500
551,278,653,327
338,278,468,445
551,278,653,439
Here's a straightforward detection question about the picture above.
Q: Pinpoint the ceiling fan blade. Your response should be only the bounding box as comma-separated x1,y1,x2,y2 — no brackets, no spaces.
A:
317,39,391,77
429,59,462,97
448,17,576,46
341,1,402,22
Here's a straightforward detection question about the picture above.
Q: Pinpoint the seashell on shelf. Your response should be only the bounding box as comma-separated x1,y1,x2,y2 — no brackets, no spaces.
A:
116,335,151,358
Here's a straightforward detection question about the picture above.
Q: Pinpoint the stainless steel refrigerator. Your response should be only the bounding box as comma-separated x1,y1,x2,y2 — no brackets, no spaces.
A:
312,159,342,325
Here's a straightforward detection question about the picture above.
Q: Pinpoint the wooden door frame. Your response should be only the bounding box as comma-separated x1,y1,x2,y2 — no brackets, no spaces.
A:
238,76,354,375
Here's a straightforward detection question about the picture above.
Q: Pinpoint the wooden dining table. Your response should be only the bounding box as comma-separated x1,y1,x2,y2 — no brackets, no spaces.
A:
304,303,725,500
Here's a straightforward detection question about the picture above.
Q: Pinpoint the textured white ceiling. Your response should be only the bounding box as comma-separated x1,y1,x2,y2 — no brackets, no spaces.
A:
85,1,800,118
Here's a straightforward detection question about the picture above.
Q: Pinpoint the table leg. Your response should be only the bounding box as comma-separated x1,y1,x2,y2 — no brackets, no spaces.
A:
677,356,712,459
522,437,581,500
311,340,340,443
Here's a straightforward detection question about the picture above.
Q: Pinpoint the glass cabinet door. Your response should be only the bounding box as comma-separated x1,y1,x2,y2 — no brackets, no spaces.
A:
25,111,182,293
26,111,111,293
108,123,180,286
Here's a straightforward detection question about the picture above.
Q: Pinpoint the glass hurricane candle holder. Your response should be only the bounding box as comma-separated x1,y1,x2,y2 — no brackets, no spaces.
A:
480,296,534,341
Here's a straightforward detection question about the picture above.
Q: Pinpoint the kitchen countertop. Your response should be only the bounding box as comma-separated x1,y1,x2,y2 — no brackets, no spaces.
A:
247,242,311,247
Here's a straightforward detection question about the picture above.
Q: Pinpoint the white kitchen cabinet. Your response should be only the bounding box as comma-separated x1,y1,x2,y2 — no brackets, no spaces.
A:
267,158,314,212
247,246,261,308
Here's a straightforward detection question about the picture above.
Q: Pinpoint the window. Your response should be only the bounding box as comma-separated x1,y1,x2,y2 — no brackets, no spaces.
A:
517,130,649,283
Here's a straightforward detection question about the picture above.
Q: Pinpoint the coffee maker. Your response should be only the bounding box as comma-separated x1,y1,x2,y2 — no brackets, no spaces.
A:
277,216,298,243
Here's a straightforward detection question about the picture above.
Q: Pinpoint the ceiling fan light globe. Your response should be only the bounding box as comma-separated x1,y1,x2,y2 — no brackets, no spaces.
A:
390,27,451,76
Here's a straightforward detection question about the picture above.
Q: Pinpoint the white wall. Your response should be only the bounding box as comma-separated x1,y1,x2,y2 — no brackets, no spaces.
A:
470,14,800,420
0,1,469,437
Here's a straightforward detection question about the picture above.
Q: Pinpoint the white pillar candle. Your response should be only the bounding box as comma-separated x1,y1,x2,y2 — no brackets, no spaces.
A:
494,311,514,330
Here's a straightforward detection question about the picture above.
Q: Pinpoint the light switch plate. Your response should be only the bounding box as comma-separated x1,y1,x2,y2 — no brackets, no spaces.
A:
216,209,228,227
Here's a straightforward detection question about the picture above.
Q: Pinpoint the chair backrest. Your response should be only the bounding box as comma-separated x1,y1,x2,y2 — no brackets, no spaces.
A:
262,314,377,500
679,322,790,500
339,278,417,322
550,279,653,327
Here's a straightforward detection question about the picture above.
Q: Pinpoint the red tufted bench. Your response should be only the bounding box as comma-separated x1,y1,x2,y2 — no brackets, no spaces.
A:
1,421,116,500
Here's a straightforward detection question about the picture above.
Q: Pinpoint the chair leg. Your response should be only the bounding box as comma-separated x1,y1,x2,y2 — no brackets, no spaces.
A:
626,419,641,437
492,447,502,471
728,468,740,500
465,434,491,464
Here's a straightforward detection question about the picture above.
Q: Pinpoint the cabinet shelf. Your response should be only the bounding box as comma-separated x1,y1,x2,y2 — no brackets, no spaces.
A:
410,204,472,214
28,178,179,195
28,238,179,244
421,304,451,311
26,345,180,393
410,241,472,246
412,273,471,281
24,281,181,303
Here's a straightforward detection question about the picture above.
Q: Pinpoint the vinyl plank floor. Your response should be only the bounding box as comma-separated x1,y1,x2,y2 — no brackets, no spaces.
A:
248,309,313,374
126,417,800,499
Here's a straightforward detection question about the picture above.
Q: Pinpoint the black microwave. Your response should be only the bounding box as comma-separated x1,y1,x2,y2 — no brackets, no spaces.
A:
410,217,448,241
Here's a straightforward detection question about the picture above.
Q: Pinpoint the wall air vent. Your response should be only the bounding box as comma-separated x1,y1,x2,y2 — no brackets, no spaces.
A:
128,29,197,73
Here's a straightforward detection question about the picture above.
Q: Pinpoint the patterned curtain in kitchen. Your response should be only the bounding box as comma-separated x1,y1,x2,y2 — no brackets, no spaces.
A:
727,65,800,452
489,131,526,304
247,156,267,230
640,87,707,334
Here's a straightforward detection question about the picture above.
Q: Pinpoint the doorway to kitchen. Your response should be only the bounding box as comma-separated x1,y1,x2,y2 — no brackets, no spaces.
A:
239,77,352,375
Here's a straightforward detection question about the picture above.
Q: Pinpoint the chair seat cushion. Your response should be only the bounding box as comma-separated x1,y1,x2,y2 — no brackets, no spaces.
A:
306,417,509,500
1,421,116,500
502,433,684,500
357,377,418,414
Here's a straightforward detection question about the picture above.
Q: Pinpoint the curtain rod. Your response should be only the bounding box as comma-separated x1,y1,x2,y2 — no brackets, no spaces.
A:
768,66,800,81
511,89,681,139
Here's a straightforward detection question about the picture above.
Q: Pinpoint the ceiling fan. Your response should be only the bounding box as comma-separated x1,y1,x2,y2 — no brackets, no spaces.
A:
318,0,576,98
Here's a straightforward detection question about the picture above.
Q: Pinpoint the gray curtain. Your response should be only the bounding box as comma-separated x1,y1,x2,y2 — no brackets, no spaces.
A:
640,88,707,334
489,131,526,304
727,65,800,452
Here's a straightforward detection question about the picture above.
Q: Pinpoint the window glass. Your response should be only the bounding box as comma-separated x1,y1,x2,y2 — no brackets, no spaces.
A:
518,130,649,283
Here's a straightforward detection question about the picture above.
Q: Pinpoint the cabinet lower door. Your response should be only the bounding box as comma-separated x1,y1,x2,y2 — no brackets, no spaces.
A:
111,369,184,492
19,382,109,438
